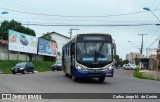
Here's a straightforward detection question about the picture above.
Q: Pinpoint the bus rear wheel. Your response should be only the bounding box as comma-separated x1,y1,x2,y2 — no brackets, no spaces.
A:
98,77,105,83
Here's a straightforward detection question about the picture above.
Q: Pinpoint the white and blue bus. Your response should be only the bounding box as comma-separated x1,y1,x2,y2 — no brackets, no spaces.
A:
62,33,116,82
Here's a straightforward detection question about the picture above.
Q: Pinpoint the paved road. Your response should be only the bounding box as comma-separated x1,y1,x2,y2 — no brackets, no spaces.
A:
0,69,160,102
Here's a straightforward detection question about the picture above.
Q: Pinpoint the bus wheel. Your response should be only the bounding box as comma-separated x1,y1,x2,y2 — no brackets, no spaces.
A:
72,76,77,81
98,77,105,83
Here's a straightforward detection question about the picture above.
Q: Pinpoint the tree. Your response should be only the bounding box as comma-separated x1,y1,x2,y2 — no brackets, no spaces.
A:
122,59,129,65
40,32,57,48
114,55,120,68
0,20,36,40
40,32,57,43
134,58,140,65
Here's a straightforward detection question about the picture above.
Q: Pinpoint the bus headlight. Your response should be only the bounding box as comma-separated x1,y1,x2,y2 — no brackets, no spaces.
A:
103,64,113,71
76,64,86,71
108,65,113,70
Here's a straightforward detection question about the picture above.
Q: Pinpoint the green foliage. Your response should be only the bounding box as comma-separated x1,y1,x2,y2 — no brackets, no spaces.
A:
40,32,57,49
133,70,144,78
118,59,129,68
40,32,57,43
122,59,129,65
114,55,121,67
134,58,140,66
0,60,53,74
0,60,19,74
0,20,36,40
32,61,53,72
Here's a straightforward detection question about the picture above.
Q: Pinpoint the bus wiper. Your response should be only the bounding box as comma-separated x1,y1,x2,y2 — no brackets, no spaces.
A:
99,42,104,54
84,42,88,62
94,50,100,63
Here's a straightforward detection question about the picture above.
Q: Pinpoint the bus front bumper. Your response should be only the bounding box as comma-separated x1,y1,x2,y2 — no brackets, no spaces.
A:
73,68,114,78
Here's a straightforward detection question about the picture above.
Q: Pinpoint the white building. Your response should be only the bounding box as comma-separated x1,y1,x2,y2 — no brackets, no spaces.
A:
50,32,70,59
126,52,142,64
146,48,158,58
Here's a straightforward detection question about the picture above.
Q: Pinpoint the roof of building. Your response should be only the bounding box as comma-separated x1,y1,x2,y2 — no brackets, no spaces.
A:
50,31,70,39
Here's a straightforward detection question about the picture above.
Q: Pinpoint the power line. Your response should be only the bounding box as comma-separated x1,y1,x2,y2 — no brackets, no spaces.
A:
21,23,160,26
144,26,160,47
142,1,160,49
0,7,160,18
1,0,30,14
144,39,159,51
15,0,47,14
140,1,156,45
4,16,160,23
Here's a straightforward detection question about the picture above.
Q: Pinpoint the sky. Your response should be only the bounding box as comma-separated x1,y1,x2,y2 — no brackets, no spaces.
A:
0,0,160,59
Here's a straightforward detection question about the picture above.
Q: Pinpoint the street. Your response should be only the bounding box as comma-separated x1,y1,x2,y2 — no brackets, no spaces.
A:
0,69,160,102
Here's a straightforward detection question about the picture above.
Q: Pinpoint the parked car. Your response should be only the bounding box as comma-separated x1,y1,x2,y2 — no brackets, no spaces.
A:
123,64,137,70
12,62,35,74
52,61,62,71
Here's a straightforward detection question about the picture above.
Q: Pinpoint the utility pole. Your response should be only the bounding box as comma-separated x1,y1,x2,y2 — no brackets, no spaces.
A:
69,28,79,39
138,34,148,54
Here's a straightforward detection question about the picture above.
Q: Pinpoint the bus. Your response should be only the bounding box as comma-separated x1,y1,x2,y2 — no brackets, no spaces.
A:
62,33,116,82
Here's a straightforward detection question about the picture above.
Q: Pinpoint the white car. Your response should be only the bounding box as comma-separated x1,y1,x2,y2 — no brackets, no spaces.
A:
123,64,137,70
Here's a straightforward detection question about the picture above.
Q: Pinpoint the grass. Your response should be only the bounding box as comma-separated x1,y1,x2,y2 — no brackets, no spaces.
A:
133,69,159,81
0,60,54,74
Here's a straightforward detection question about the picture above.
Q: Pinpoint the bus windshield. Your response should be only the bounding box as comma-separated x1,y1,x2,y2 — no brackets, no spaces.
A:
76,42,112,63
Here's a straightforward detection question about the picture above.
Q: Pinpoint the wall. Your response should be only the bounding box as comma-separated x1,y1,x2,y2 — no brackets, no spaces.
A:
149,55,157,70
0,44,43,61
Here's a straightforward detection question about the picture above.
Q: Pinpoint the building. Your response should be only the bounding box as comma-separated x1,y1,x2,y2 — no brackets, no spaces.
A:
126,52,142,64
141,41,160,71
146,48,158,58
148,41,160,71
149,55,157,70
50,32,70,60
140,58,149,70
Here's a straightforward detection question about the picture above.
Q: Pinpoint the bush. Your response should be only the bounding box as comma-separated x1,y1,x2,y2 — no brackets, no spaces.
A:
133,69,143,78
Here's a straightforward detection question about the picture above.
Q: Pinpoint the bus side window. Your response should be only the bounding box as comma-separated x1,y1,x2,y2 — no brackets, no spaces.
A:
69,43,71,56
65,46,67,57
71,42,75,57
71,42,75,66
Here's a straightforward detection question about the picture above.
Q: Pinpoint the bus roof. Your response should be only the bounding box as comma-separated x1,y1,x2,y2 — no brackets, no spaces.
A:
72,33,111,38
63,33,112,47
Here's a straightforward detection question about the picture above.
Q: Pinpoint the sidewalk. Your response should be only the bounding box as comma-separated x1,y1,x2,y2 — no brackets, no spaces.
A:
139,70,160,79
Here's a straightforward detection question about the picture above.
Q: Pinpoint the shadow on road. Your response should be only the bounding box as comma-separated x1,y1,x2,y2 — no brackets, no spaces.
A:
66,76,110,84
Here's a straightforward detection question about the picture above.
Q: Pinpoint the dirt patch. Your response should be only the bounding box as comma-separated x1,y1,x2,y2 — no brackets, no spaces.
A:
140,70,160,80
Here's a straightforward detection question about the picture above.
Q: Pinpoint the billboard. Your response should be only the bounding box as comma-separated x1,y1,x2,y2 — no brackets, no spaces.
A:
8,30,38,54
38,38,56,56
